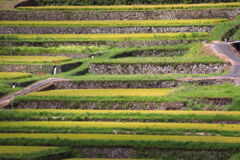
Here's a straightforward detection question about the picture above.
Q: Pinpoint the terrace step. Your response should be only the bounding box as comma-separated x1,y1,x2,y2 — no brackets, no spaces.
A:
0,40,204,48
89,63,226,75
2,109,240,123
0,26,213,34
1,121,240,136
0,9,238,21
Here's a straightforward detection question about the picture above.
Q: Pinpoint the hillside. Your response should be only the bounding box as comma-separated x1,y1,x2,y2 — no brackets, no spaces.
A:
0,1,240,160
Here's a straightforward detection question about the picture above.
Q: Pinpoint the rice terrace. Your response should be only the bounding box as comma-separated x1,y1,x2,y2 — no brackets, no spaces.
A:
0,0,240,159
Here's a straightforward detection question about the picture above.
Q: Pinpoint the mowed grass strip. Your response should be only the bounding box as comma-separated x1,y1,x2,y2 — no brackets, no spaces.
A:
1,121,240,132
17,2,240,11
0,72,32,80
0,19,226,27
1,133,240,144
0,146,56,154
28,89,172,97
0,32,208,41
0,46,110,55
0,56,71,63
3,109,240,122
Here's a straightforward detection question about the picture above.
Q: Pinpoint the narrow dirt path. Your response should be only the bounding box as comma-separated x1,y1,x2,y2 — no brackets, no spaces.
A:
0,0,24,9
213,42,240,77
178,41,240,81
0,78,69,107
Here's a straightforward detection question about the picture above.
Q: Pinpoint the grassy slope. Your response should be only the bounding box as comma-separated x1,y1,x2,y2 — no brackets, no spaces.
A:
2,109,240,122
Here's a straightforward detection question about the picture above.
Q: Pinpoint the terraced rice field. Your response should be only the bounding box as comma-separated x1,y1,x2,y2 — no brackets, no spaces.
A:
27,89,172,97
0,19,226,27
0,146,57,154
0,72,32,80
0,32,209,41
0,1,240,160
0,56,71,63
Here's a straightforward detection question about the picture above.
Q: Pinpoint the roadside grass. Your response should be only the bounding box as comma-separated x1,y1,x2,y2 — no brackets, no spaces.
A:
0,19,226,27
210,14,240,41
0,82,22,95
233,29,240,40
0,32,209,41
17,2,240,11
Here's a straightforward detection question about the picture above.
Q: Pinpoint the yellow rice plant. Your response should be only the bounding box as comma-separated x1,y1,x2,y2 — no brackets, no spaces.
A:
1,121,240,131
17,109,240,116
28,89,172,97
0,56,71,63
0,133,240,143
0,19,227,27
0,33,208,41
0,146,56,154
0,72,32,80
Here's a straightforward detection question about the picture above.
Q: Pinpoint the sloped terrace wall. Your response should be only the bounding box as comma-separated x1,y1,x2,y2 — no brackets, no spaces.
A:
0,40,204,48
53,80,180,89
77,147,232,160
0,26,212,34
0,9,239,21
112,49,188,57
89,63,227,74
12,100,186,110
